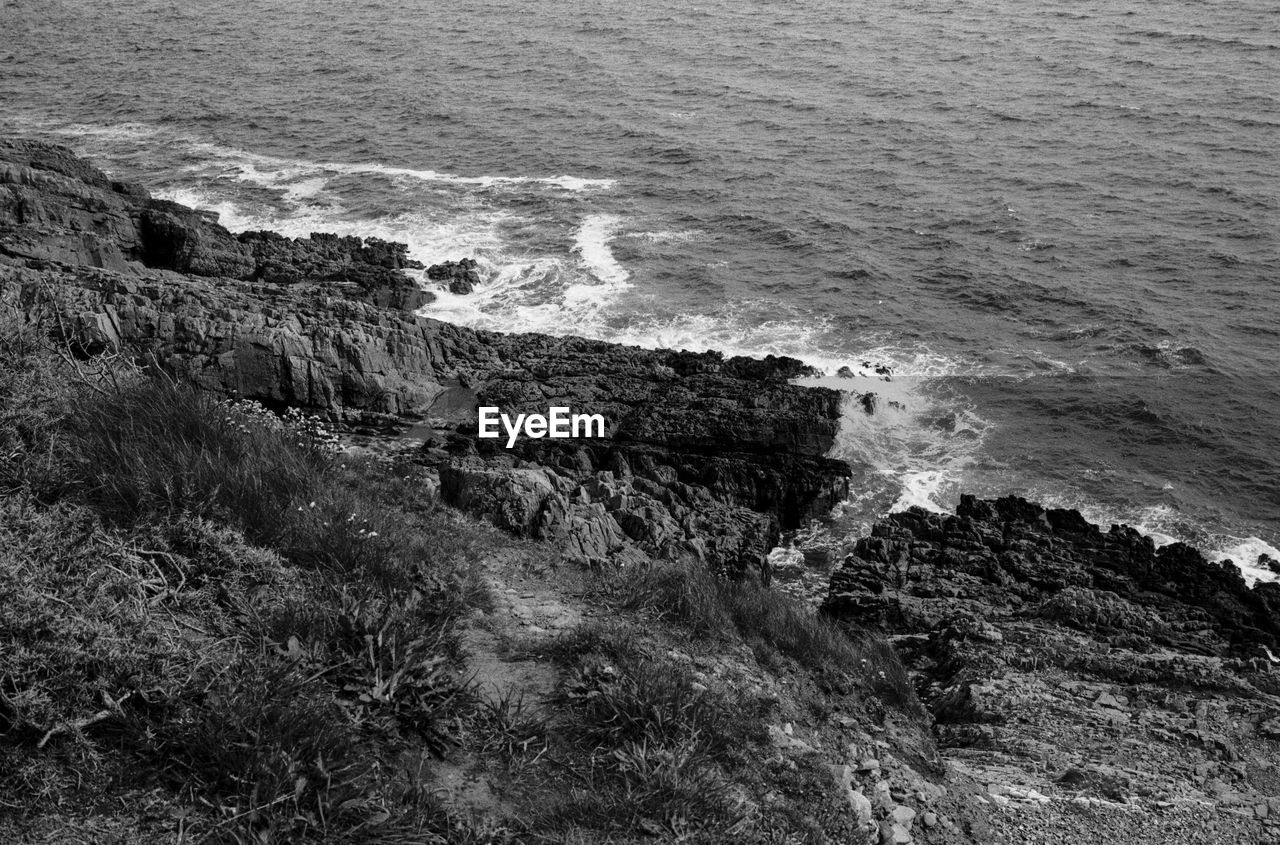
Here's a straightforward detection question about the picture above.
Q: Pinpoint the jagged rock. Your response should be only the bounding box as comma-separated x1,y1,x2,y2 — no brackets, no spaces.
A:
139,200,257,278
426,258,480,295
823,493,1280,816
239,230,432,309
0,138,849,576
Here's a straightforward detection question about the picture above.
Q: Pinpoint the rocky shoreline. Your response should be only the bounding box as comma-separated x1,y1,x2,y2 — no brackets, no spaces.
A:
0,137,848,576
6,137,1280,842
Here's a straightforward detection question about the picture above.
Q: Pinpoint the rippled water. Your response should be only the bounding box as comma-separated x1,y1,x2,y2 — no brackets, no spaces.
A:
4,0,1278,577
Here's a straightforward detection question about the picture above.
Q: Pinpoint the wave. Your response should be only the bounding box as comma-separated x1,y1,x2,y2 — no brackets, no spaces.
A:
152,185,512,271
796,348,994,517
1210,537,1280,586
24,118,616,193
572,214,630,287
631,229,706,244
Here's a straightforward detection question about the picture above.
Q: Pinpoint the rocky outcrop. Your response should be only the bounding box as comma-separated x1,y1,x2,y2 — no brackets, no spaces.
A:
822,494,1280,819
0,138,429,311
426,258,480,295
0,138,850,575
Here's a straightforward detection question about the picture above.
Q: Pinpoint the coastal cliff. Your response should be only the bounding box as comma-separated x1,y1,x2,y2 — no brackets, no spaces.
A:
0,137,849,576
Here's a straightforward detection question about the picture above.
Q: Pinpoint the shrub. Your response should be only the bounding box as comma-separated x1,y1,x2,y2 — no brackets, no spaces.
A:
612,561,856,670
473,686,549,769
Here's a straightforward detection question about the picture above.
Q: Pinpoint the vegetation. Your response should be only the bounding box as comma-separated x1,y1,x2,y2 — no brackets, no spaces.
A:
0,314,493,843
614,559,925,719
0,310,931,843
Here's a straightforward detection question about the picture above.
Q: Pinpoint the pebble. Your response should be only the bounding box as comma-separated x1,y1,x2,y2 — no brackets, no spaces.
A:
892,805,917,826
879,821,913,844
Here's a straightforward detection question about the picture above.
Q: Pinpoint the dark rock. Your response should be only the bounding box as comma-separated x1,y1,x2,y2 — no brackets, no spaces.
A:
426,258,481,295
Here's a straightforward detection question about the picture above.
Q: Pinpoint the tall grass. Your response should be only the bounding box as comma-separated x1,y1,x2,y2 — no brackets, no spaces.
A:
64,380,328,544
614,561,926,718
0,346,494,840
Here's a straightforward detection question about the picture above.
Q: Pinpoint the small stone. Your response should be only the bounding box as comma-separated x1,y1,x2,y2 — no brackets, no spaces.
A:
849,790,874,827
1256,803,1270,819
879,821,913,844
858,756,881,773
992,794,1010,808
891,805,917,826
922,812,939,828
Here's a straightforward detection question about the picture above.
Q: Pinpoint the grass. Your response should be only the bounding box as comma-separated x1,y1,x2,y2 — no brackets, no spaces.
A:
0,320,499,842
62,378,329,545
612,560,926,718
540,646,758,838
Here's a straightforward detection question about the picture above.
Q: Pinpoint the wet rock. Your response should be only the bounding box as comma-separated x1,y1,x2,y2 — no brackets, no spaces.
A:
427,257,481,295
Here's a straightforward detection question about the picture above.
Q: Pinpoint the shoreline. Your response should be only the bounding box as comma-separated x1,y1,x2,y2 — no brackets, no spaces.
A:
3,135,1277,594
7,135,1280,843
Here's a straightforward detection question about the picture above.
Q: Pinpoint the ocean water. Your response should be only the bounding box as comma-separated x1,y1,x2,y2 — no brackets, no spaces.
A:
4,0,1278,581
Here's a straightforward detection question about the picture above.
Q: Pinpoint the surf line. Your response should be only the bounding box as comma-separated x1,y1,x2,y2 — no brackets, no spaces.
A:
477,406,606,448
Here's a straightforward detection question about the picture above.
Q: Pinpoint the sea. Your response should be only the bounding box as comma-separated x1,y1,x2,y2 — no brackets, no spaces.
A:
4,0,1278,582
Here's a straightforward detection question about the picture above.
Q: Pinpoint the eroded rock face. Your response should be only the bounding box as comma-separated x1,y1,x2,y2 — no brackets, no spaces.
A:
0,137,850,575
822,494,1280,813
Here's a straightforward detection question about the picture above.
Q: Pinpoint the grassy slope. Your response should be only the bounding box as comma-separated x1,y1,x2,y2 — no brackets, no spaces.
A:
0,315,935,844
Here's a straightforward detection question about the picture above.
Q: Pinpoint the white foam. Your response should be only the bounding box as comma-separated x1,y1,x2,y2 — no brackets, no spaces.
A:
152,187,257,230
178,143,616,193
573,214,631,287
40,120,614,195
1209,537,1280,586
790,346,994,517
633,229,705,244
